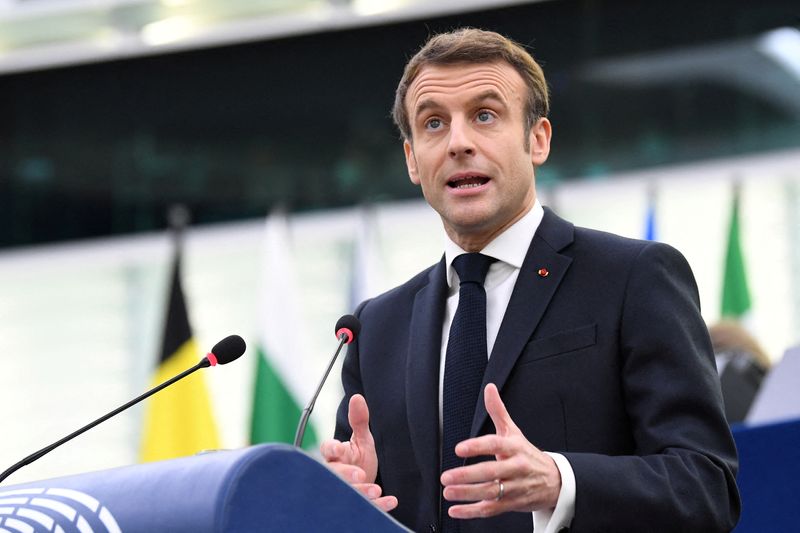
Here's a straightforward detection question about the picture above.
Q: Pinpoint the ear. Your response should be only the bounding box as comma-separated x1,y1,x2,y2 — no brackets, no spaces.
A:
403,139,421,185
529,117,552,167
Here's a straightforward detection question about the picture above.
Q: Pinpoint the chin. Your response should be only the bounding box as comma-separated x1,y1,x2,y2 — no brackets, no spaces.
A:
448,214,499,236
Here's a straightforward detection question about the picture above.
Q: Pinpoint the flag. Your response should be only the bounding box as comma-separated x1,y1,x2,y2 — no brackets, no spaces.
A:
250,212,316,448
721,184,751,318
348,205,384,310
644,185,657,241
140,233,220,462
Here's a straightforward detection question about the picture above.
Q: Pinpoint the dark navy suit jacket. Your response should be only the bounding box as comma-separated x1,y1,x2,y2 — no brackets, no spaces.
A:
335,208,740,532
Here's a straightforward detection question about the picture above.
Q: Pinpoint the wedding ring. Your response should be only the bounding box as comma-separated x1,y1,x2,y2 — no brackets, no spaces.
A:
495,479,505,501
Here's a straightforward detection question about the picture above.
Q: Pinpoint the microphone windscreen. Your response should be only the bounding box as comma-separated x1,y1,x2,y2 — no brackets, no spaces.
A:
335,314,361,340
211,335,247,365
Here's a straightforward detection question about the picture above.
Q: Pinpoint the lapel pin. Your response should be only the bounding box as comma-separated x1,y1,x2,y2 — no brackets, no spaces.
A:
537,267,550,278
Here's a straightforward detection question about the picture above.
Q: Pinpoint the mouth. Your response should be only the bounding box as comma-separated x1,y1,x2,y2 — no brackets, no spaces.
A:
447,173,490,189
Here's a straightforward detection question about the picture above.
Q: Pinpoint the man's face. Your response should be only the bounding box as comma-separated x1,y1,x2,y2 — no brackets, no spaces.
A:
403,61,551,250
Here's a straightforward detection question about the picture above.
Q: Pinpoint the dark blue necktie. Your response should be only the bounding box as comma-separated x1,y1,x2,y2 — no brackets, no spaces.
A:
441,252,495,532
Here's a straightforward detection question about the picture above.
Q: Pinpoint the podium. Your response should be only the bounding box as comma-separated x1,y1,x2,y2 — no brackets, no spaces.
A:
732,418,800,532
0,444,410,532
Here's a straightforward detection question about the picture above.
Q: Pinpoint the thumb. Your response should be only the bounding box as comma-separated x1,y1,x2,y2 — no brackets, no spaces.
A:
484,383,520,437
348,394,372,444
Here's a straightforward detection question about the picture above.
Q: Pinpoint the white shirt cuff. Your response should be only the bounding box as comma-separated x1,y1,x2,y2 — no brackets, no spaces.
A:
532,452,575,532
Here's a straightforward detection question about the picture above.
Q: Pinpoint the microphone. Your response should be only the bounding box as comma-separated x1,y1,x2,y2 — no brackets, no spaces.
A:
293,315,361,448
203,334,247,366
0,335,246,485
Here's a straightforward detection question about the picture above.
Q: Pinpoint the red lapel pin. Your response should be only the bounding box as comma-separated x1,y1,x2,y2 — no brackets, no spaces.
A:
537,267,550,278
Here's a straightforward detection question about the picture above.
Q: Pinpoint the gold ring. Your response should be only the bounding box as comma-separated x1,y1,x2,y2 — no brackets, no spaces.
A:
495,479,505,501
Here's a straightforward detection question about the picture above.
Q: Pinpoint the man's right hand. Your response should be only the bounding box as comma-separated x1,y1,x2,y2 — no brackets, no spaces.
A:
320,394,398,512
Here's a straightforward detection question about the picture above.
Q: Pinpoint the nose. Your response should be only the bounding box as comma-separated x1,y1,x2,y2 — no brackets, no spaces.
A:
447,117,475,158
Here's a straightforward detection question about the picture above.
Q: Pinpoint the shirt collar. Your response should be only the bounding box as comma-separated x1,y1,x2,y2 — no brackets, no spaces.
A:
444,200,544,289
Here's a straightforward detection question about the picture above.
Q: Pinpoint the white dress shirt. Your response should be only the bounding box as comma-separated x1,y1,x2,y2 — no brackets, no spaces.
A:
438,200,575,532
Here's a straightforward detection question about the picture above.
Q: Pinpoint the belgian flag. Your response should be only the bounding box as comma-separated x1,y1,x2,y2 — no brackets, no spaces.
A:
139,228,220,462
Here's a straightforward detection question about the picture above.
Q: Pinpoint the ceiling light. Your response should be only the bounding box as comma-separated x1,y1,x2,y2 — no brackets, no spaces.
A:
141,16,198,46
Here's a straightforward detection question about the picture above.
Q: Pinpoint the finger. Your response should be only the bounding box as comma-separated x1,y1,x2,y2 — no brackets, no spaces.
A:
373,495,399,512
484,383,520,437
321,439,360,467
442,479,499,502
354,482,383,499
320,438,347,461
449,498,516,519
453,434,518,460
329,462,368,483
348,394,372,443
351,481,398,512
441,457,516,486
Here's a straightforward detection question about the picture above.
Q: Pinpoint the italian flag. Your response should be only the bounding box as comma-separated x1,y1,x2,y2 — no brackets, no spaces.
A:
721,184,751,319
348,205,384,309
250,212,317,448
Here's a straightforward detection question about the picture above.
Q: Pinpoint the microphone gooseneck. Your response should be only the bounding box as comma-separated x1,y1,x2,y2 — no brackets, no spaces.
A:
0,335,246,485
293,315,360,448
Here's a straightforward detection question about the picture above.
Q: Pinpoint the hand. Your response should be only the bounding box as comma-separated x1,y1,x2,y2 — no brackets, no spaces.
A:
320,394,398,512
440,383,561,519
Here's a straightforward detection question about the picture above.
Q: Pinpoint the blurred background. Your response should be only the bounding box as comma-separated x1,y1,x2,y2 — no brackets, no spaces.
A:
1,0,798,484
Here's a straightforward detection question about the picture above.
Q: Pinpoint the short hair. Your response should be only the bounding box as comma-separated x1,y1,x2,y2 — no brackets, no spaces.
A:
392,28,550,141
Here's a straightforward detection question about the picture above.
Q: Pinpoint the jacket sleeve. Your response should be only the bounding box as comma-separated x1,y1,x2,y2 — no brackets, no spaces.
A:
563,242,740,532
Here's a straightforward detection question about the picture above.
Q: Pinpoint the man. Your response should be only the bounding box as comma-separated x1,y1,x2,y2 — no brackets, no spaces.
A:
321,28,740,533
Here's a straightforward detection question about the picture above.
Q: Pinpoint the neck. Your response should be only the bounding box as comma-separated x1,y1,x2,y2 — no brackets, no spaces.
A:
446,199,536,252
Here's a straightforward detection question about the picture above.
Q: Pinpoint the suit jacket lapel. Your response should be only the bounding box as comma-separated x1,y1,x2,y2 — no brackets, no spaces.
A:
470,209,575,437
406,258,448,493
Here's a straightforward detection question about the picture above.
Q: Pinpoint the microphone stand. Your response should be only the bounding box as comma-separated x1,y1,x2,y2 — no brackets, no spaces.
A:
293,334,348,448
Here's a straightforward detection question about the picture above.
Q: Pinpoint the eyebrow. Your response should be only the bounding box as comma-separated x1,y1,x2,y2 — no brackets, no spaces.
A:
413,89,508,120
413,99,443,120
468,89,507,109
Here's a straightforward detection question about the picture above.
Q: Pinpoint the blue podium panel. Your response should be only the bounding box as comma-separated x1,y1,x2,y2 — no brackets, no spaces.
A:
732,418,800,533
0,444,410,533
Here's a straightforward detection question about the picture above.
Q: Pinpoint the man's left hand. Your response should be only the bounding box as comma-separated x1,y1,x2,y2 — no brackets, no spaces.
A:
440,383,562,518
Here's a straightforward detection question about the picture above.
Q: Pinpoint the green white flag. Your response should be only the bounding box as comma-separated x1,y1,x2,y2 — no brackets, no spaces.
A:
348,205,384,310
721,185,751,318
250,212,317,448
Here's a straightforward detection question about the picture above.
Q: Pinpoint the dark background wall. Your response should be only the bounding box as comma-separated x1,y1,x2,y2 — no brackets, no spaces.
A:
1,0,798,247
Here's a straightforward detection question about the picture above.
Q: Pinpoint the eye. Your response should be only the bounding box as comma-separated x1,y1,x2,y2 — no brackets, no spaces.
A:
425,117,443,131
476,110,495,124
